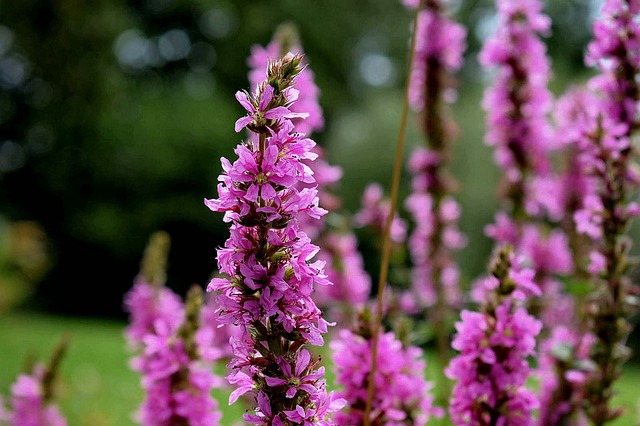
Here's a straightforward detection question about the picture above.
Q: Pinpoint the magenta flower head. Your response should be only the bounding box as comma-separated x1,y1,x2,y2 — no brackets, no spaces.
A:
399,0,467,371
245,24,371,317
479,0,555,217
575,1,640,423
331,326,440,425
124,233,223,426
447,245,542,426
7,336,69,426
205,52,342,425
354,182,407,244
405,0,467,113
247,22,324,136
128,285,224,426
537,326,595,426
9,369,67,426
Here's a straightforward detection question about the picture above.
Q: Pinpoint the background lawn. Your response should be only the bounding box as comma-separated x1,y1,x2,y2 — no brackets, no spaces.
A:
0,309,638,426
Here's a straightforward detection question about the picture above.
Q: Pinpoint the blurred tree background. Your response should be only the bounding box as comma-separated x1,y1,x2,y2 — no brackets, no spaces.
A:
0,0,605,319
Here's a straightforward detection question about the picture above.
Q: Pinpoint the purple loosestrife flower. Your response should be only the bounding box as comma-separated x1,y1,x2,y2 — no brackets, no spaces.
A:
354,182,407,244
446,246,542,426
247,24,324,137
553,87,601,277
9,369,67,426
245,25,373,316
405,0,466,115
129,286,224,426
537,327,595,426
479,0,555,217
401,0,467,312
574,1,640,423
401,0,467,383
6,336,69,426
480,0,576,333
124,233,223,426
206,53,342,425
331,326,440,425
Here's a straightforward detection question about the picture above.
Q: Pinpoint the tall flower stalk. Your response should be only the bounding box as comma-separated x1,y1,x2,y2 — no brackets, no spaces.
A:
480,0,577,332
576,1,640,422
401,0,467,376
479,3,588,423
124,231,223,426
206,53,343,425
480,0,554,219
446,245,542,426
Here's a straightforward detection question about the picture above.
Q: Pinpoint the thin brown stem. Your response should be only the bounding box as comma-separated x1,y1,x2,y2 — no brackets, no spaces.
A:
362,4,422,425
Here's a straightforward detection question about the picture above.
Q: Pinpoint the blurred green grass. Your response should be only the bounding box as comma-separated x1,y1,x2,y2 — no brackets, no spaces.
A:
0,310,638,425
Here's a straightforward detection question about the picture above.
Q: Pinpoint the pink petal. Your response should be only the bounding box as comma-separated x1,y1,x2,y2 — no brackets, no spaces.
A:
261,184,276,200
285,386,297,398
265,376,288,387
235,90,254,113
264,106,292,120
296,350,311,376
245,184,259,202
263,145,278,168
285,111,309,120
260,84,274,110
235,116,253,132
229,384,252,405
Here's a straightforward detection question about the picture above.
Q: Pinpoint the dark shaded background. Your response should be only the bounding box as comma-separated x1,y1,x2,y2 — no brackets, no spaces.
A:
0,0,607,320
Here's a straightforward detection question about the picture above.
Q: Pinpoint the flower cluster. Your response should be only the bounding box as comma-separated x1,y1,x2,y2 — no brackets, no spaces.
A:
401,0,467,315
573,0,640,422
331,327,439,425
479,0,577,334
354,182,407,244
447,246,542,426
246,26,371,316
1,337,68,426
552,87,600,275
123,232,223,426
479,0,555,217
5,367,67,426
206,53,343,424
537,326,595,426
405,0,466,114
